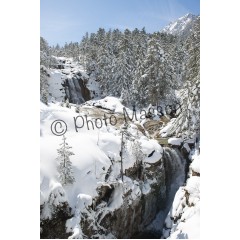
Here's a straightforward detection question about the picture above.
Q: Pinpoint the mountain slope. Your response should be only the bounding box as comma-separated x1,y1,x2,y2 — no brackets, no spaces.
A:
162,13,198,36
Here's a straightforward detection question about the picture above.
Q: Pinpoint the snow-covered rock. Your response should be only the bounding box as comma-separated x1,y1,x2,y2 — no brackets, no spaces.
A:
168,137,183,146
183,143,191,153
89,96,125,113
190,153,200,174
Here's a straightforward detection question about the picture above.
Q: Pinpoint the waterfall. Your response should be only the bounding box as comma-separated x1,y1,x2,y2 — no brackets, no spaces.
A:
163,147,186,193
65,75,90,104
144,147,186,236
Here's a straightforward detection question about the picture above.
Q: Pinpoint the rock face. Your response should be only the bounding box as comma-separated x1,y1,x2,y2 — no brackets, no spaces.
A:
40,202,73,239
95,160,168,239
40,147,187,239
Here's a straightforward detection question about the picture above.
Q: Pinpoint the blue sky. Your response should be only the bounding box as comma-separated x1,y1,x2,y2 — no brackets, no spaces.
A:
41,0,200,46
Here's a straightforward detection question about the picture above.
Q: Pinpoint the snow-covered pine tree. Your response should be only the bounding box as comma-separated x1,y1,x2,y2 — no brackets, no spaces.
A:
162,17,200,139
172,39,186,88
131,131,146,180
131,28,148,106
132,138,144,165
50,23,198,109
115,29,134,104
96,33,114,96
66,42,79,61
79,32,89,70
85,32,98,74
40,65,49,105
40,37,50,67
40,37,55,105
143,35,165,105
56,135,75,185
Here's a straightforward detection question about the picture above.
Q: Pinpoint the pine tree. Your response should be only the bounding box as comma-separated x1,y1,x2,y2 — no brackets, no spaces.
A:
132,138,144,165
79,32,89,69
56,135,75,185
162,17,200,138
143,35,165,105
130,28,147,106
48,21,199,109
132,137,145,180
40,37,51,67
40,65,49,105
114,29,135,104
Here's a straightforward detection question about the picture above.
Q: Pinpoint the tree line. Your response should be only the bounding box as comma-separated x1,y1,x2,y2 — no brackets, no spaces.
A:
41,17,200,138
42,28,188,107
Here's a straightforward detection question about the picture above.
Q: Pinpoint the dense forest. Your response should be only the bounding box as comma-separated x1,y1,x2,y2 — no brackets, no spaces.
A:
40,16,199,139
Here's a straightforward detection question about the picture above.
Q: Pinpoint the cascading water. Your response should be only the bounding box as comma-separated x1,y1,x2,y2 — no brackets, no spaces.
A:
65,76,88,104
69,78,81,103
136,147,187,238
163,147,186,192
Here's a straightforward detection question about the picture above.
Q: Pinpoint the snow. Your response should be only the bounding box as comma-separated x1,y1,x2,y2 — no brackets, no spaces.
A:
168,137,183,146
183,143,191,153
123,177,141,200
40,99,164,237
190,152,200,174
66,215,83,239
87,74,101,98
185,139,195,144
169,22,177,32
140,136,163,163
48,181,67,206
170,187,185,218
41,103,112,203
185,177,200,205
159,118,175,137
90,96,125,113
162,13,197,36
76,194,92,212
48,69,65,102
142,181,151,195
168,210,200,239
107,182,123,210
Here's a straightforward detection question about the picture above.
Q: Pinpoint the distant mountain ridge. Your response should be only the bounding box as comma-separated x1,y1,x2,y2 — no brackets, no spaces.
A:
162,13,199,36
